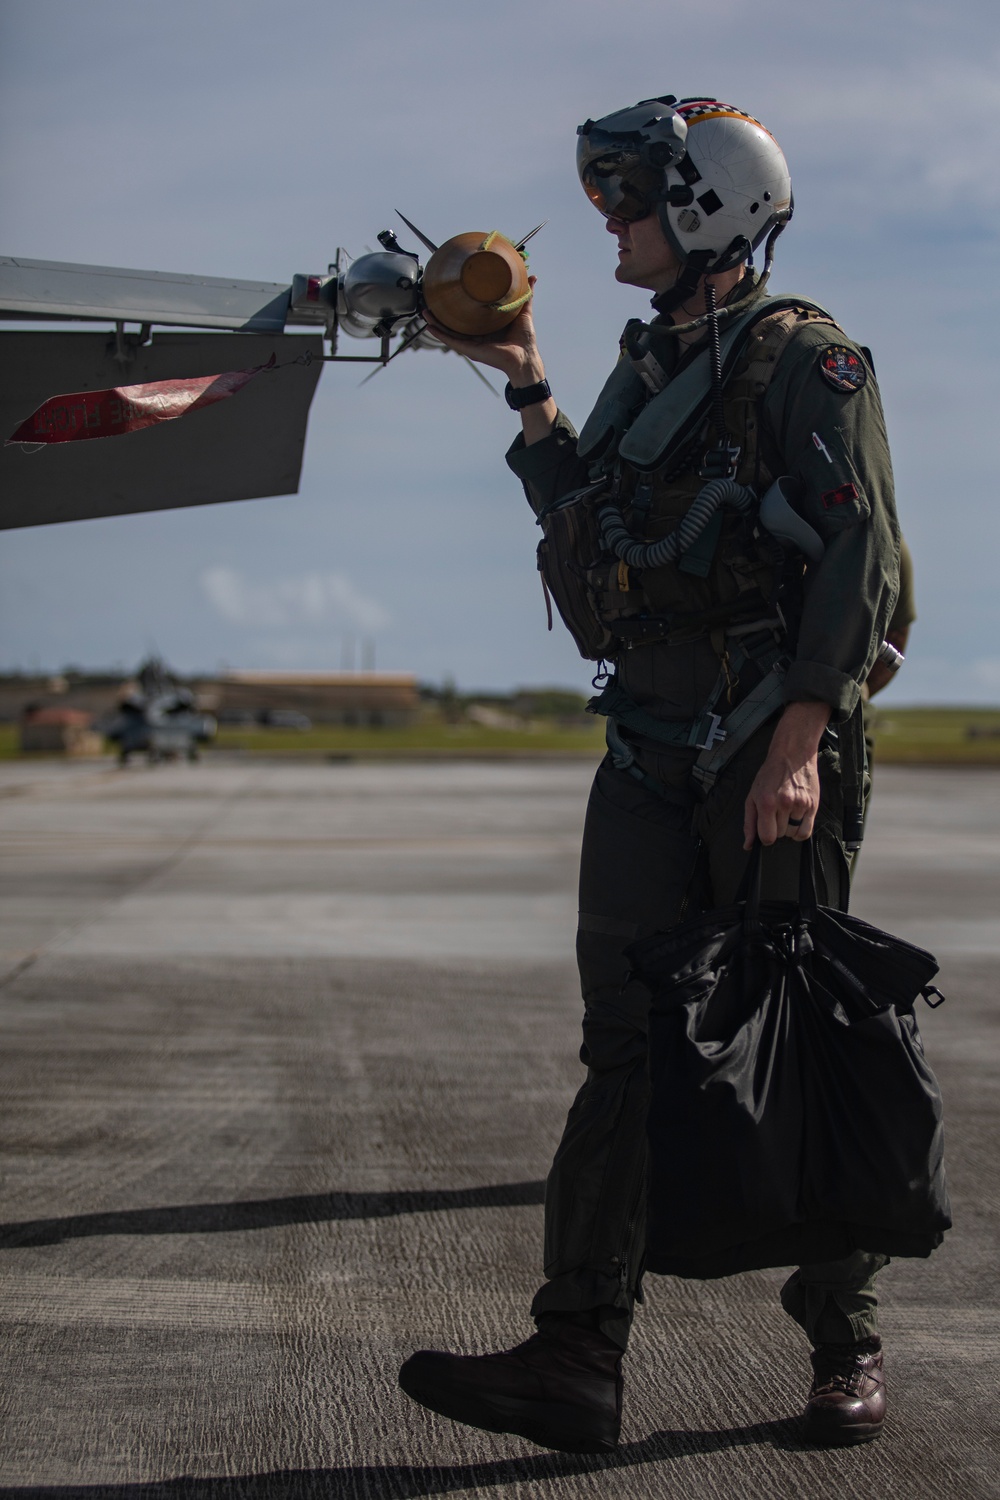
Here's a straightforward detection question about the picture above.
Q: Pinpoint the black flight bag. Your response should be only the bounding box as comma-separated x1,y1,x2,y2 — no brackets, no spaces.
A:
628,841,951,1279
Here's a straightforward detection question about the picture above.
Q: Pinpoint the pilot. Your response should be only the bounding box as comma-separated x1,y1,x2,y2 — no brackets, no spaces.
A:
401,96,900,1452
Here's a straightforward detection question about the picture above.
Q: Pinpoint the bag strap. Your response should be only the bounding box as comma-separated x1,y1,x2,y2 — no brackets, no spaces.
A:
739,836,818,934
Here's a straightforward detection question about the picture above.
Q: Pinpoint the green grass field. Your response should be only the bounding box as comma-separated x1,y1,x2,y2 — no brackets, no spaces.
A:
0,718,606,761
5,708,1000,764
210,718,607,757
868,706,1000,764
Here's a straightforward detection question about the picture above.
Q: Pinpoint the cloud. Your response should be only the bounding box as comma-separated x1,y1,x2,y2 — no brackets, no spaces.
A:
777,54,1000,227
200,566,390,633
971,658,1000,692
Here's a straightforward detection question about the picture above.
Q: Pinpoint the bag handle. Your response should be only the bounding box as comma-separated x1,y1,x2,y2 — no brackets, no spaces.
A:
740,842,764,935
739,836,818,934
797,837,819,921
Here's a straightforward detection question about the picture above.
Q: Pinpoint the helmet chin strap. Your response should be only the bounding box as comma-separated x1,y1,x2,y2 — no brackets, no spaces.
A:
653,220,787,336
649,248,714,315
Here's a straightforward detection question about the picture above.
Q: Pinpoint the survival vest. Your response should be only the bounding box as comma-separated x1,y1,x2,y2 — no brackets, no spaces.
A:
536,296,839,664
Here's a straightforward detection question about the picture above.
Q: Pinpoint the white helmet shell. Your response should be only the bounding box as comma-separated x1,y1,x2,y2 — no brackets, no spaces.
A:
576,96,793,272
661,100,792,268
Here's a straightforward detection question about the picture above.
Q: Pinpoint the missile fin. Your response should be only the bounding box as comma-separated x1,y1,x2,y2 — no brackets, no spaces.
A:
395,212,440,254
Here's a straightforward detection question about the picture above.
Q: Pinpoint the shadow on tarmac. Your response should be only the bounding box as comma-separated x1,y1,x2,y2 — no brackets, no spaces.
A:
0,1182,547,1250
0,1418,809,1497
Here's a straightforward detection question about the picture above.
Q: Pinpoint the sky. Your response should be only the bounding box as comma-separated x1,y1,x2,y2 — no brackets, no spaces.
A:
1,0,998,701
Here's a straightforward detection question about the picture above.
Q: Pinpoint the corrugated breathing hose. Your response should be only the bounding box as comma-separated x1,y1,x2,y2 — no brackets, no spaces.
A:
597,476,757,570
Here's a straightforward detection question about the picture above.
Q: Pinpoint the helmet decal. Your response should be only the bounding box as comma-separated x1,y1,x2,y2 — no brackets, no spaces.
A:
677,100,779,146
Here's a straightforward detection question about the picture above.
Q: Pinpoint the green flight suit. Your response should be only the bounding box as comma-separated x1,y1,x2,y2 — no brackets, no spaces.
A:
892,538,917,639
506,289,900,1352
864,536,916,767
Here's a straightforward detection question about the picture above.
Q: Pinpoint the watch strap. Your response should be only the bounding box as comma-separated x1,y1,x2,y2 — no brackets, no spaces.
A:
504,378,552,411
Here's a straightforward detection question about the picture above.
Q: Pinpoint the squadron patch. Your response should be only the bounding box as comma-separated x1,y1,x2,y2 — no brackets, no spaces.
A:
818,345,868,393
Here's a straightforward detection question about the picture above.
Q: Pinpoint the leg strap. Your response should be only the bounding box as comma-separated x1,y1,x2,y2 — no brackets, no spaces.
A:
691,659,789,793
604,719,694,808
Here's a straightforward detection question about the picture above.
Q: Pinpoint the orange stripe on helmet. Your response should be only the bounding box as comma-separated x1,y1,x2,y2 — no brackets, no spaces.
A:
678,104,778,143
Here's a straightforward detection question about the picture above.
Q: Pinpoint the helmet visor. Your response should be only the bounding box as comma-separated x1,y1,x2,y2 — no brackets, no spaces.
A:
576,142,663,223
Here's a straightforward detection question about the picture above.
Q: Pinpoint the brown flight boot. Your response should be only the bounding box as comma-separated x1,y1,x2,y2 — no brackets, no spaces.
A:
398,1320,623,1453
803,1334,886,1445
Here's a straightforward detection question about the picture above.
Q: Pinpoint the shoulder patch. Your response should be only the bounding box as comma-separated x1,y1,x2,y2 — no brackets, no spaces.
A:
822,481,861,509
818,344,867,393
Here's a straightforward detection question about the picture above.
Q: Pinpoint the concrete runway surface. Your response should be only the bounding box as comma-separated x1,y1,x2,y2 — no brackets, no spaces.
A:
0,756,997,1499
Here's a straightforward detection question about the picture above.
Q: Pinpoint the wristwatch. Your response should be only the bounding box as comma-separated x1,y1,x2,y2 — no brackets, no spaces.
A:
504,377,552,411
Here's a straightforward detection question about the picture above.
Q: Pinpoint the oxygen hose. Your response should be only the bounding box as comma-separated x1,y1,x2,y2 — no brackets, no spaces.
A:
597,476,756,571
600,222,788,571
661,220,785,339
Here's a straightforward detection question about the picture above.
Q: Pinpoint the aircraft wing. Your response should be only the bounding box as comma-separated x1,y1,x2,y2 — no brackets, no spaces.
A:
0,256,307,331
0,330,324,529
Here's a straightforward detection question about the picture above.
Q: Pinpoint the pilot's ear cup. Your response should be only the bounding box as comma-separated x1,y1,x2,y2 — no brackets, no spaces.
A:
421,232,531,337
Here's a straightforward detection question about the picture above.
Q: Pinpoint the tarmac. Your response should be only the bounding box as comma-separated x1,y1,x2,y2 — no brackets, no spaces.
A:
0,755,997,1499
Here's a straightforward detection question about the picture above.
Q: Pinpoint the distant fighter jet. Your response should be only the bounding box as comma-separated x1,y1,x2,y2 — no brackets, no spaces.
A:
102,658,216,765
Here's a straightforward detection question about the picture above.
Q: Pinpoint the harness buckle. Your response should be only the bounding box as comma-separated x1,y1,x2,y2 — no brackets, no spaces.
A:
695,713,727,750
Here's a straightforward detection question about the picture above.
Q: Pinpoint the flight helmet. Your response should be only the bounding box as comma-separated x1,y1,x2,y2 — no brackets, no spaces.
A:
576,96,793,278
